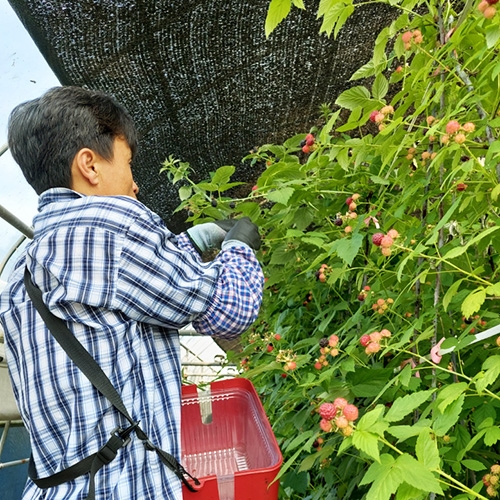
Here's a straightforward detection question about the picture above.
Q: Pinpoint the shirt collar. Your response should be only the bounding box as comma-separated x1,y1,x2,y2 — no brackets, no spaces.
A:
38,188,84,211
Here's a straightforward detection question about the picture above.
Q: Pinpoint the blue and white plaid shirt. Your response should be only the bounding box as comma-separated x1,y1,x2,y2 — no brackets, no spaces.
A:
0,188,263,500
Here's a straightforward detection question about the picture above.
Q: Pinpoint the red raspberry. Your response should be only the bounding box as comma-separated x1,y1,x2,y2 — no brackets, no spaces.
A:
369,110,379,123
320,418,333,432
319,403,337,421
360,334,371,347
305,133,315,146
345,196,353,206
372,233,384,246
342,404,359,421
302,144,311,154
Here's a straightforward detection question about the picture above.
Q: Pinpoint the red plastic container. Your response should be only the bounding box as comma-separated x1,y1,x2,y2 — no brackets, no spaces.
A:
181,378,282,500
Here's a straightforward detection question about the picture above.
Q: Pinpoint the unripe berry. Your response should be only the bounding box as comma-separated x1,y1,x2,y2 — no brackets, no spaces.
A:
333,397,348,409
446,120,461,135
401,31,413,43
370,331,382,342
380,328,392,338
478,0,490,10
369,110,379,123
329,334,339,347
351,193,361,201
342,404,359,421
426,115,436,126
285,360,297,371
381,247,392,257
380,235,394,248
349,202,357,212
484,5,497,17
380,105,394,115
320,418,333,432
334,415,349,429
462,122,475,132
454,132,467,144
413,34,423,44
374,112,385,123
366,342,381,354
314,361,323,370
344,226,353,233
496,336,500,347
387,229,399,239
342,425,354,437
490,464,500,474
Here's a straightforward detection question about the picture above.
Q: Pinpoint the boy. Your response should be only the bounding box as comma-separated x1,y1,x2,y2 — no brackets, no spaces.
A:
0,86,263,499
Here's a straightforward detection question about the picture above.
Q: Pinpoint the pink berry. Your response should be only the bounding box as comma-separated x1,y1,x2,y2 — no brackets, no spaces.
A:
454,132,467,144
365,342,381,354
369,110,379,123
387,229,399,239
345,196,353,206
445,120,461,135
334,415,349,429
380,235,394,248
329,334,339,347
285,361,297,371
372,233,384,246
302,144,311,154
401,31,413,43
360,334,371,347
319,403,338,420
462,122,475,132
314,361,323,370
342,404,359,422
370,331,382,342
380,328,392,338
333,397,348,409
484,5,497,17
305,133,315,146
320,418,333,432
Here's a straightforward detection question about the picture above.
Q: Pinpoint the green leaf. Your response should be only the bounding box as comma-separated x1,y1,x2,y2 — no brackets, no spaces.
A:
485,282,500,296
416,429,440,470
361,454,402,499
387,421,432,442
331,233,363,266
335,86,371,111
396,454,442,494
265,0,291,37
211,165,235,185
486,24,500,49
484,426,500,446
443,278,464,312
461,459,488,472
442,226,500,260
265,187,295,206
385,390,435,423
352,430,381,462
461,288,486,319
372,73,389,100
476,355,500,393
433,394,464,436
178,185,192,201
436,382,468,413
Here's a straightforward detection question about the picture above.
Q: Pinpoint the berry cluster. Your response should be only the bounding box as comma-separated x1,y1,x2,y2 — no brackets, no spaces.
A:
478,0,498,19
275,348,297,371
318,398,359,437
372,229,400,256
342,193,361,233
483,464,500,497
300,133,316,154
314,335,340,369
369,106,394,132
316,263,331,283
359,329,392,355
303,290,314,307
401,29,424,50
371,297,394,315
441,120,475,145
357,285,372,301
461,315,487,334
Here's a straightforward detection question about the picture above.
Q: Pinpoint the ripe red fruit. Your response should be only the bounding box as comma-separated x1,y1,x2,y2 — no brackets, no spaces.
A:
267,344,274,352
456,182,468,191
302,144,311,154
345,196,353,206
319,403,337,420
372,233,384,246
274,333,282,341
445,120,461,135
305,133,315,146
360,334,371,347
342,404,359,422
369,110,379,123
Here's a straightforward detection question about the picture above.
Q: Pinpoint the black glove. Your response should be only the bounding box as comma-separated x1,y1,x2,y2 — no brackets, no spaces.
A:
221,217,261,251
186,219,238,255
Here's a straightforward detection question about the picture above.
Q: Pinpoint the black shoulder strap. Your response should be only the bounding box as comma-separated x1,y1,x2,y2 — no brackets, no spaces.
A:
23,267,199,498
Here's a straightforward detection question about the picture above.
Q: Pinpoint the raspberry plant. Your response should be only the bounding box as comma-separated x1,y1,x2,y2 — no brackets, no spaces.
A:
162,0,500,497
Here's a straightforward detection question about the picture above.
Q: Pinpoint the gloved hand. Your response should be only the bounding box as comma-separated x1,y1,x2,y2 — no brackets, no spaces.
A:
221,217,261,251
186,219,237,255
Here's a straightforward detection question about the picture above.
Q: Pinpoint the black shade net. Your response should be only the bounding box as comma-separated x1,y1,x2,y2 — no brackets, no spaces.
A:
8,0,396,232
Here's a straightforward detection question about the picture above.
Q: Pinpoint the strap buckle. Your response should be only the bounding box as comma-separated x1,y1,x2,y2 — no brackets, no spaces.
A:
110,421,140,447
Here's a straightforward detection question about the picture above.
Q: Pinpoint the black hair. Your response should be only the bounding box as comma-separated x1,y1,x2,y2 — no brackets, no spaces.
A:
7,86,138,194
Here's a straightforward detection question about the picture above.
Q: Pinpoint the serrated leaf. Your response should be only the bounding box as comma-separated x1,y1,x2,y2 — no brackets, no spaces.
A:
476,355,500,393
396,454,443,494
211,165,235,185
484,426,500,446
372,73,389,100
387,421,432,442
331,232,363,266
361,454,402,499
352,430,381,462
350,60,376,81
485,282,500,296
265,0,291,37
335,86,371,111
416,429,440,470
461,288,486,319
385,390,435,422
433,394,464,436
265,187,295,206
436,382,468,413
491,183,500,201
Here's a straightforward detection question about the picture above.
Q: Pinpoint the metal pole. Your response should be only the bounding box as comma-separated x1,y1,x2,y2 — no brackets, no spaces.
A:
0,143,7,158
0,204,34,239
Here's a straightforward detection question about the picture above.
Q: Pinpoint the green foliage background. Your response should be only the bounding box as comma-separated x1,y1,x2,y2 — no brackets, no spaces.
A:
162,0,500,497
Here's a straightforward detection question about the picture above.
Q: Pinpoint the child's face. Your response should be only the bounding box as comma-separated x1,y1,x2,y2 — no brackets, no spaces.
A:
98,137,139,198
